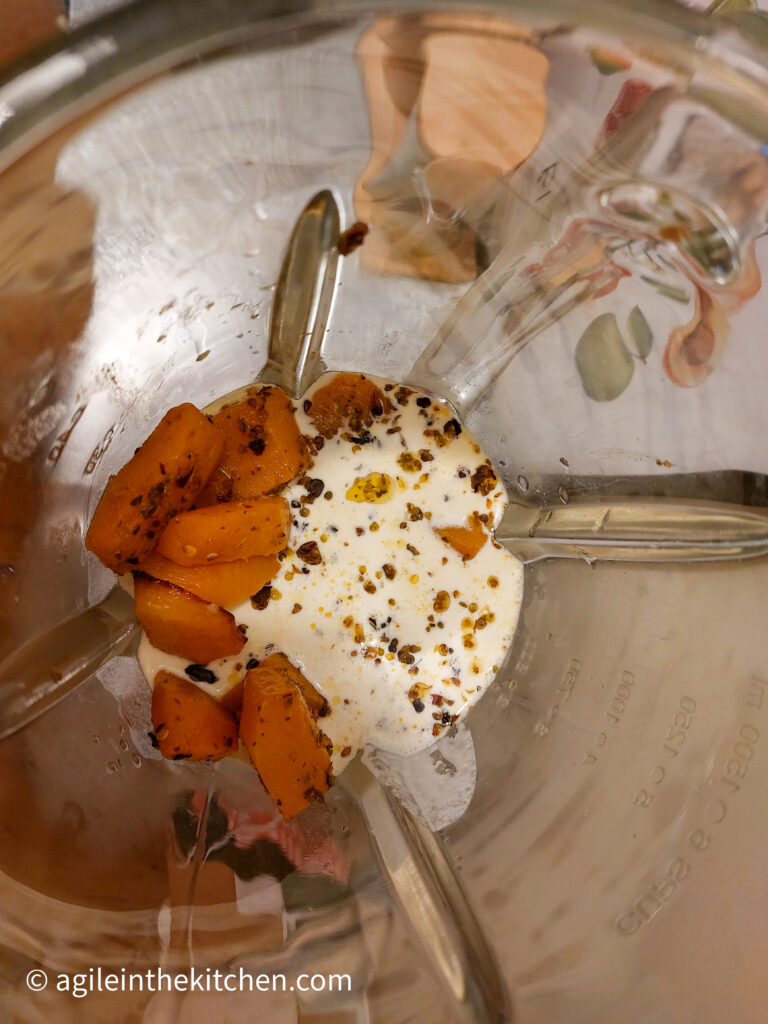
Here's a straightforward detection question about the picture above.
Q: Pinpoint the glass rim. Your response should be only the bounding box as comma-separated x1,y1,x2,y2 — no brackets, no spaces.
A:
1,0,768,175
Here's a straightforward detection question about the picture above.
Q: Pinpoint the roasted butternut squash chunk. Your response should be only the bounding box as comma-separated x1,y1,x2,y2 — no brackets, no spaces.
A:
86,404,223,574
219,680,245,718
138,551,279,608
435,512,488,560
239,659,332,819
133,576,246,663
152,670,238,761
260,651,329,720
198,387,309,503
307,372,390,439
156,497,290,566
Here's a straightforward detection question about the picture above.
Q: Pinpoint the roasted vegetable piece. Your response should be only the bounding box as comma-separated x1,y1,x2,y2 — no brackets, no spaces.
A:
219,680,245,718
85,403,224,574
138,551,279,607
133,576,246,663
260,651,329,719
435,512,488,560
156,497,290,566
307,372,390,439
198,386,309,503
239,658,332,819
151,670,238,761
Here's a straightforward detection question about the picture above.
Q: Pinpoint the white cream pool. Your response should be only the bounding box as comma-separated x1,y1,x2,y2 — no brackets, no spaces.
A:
137,374,524,774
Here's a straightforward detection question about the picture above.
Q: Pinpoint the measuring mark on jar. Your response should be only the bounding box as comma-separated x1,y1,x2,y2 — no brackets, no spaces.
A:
615,856,689,936
616,676,765,937
633,694,697,808
746,675,768,711
583,668,636,764
604,670,636,727
83,423,115,476
47,404,87,465
534,657,580,736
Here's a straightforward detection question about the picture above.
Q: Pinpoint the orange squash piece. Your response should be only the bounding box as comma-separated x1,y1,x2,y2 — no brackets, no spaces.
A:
239,659,332,819
219,679,245,718
307,372,390,439
435,512,488,560
260,651,329,720
151,670,238,761
218,656,319,721
133,576,246,663
156,497,291,566
138,551,279,607
198,387,309,503
85,404,223,574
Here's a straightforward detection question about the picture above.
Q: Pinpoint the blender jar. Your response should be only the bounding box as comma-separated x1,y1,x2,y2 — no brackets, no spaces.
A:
1,1,768,1021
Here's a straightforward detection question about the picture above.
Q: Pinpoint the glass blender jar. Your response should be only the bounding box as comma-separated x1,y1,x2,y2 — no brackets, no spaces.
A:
2,2,768,1021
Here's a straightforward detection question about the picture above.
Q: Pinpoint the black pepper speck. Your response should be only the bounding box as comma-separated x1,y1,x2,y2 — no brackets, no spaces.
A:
185,664,218,684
